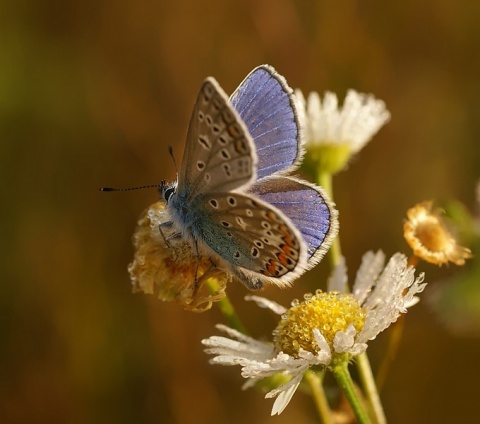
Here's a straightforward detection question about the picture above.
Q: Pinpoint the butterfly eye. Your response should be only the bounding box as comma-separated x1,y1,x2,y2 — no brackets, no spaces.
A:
163,187,176,203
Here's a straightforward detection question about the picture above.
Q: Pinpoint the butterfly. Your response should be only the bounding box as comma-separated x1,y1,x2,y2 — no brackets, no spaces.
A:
160,65,338,290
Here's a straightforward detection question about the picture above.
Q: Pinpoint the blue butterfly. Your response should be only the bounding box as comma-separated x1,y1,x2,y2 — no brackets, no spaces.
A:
160,65,338,290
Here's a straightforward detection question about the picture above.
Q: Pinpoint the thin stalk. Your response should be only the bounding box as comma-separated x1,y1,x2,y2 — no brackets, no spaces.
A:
376,316,405,391
317,168,386,423
356,353,386,424
316,170,342,269
331,363,371,424
304,370,333,424
206,279,248,334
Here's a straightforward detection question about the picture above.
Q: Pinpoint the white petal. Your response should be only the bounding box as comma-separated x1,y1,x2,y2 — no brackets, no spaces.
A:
244,295,287,315
353,250,385,303
404,296,420,308
312,329,333,364
357,263,426,343
362,252,405,310
333,324,357,353
267,371,305,415
327,256,348,293
270,379,302,415
349,342,368,356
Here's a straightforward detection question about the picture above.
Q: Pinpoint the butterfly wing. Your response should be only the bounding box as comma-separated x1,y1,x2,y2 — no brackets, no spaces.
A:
178,77,258,196
189,192,308,289
250,176,338,268
230,65,303,180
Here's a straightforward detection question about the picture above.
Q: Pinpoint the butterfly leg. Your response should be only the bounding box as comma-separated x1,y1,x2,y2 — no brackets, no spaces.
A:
230,268,264,291
158,222,173,248
158,220,184,260
192,238,201,295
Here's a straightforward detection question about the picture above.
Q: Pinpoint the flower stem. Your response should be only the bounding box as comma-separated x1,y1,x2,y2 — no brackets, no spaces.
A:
356,353,386,424
376,316,405,391
206,279,248,334
331,362,372,424
408,255,420,267
317,168,386,423
304,370,333,424
316,170,342,269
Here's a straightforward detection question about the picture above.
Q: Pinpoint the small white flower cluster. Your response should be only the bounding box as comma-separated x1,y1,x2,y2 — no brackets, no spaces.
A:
296,89,391,154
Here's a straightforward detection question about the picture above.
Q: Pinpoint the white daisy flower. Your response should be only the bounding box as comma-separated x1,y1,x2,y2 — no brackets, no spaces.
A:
295,89,390,173
202,251,426,415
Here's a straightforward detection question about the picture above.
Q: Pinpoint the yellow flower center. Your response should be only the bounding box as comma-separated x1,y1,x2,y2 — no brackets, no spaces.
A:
414,218,450,252
273,291,366,357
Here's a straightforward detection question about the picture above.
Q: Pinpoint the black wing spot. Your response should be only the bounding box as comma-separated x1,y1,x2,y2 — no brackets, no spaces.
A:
254,240,263,248
198,135,210,150
223,164,232,177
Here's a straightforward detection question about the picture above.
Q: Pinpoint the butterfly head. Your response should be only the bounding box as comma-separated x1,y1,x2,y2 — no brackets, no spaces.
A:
159,180,178,204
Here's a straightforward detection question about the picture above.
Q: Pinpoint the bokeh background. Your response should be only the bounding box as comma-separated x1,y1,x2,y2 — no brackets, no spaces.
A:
2,1,480,423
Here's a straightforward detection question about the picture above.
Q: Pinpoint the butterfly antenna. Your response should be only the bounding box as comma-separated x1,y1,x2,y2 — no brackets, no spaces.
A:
99,184,161,192
168,145,179,179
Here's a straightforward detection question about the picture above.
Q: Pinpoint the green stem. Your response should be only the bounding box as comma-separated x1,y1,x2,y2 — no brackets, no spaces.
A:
304,370,333,424
331,363,372,424
376,316,405,391
206,279,248,334
316,170,342,269
317,168,386,423
357,353,387,424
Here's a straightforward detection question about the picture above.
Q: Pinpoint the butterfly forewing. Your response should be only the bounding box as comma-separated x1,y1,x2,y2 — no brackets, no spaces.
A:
230,65,303,180
178,78,257,196
191,192,308,288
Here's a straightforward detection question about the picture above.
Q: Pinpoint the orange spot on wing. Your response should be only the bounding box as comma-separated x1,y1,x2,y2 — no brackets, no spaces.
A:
266,260,279,276
277,252,290,266
266,211,277,221
282,236,295,248
228,124,241,138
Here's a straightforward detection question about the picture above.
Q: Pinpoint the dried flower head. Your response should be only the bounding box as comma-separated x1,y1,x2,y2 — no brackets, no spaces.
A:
203,251,426,414
129,201,229,312
404,201,473,266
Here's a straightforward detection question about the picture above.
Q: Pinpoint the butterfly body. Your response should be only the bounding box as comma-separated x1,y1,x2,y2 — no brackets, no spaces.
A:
161,65,338,290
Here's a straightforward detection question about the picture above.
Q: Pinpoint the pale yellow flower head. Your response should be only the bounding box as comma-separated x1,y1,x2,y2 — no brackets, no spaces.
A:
129,201,228,312
404,200,473,266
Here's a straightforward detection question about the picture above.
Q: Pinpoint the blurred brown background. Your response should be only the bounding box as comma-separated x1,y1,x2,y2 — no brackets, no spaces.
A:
2,0,479,423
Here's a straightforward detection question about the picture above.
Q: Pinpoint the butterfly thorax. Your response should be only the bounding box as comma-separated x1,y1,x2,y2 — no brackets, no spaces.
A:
160,180,203,238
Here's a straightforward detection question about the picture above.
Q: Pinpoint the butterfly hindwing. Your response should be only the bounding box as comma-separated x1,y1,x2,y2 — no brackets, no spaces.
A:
230,65,303,180
250,176,338,268
189,191,308,289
